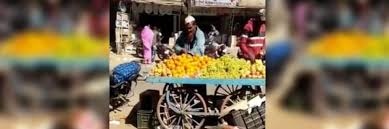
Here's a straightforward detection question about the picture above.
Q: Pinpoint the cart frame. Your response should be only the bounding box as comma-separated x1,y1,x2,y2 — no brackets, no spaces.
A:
146,77,266,129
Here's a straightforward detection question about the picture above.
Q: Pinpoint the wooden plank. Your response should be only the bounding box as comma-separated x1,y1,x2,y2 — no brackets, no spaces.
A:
304,58,389,69
146,76,265,86
2,58,107,71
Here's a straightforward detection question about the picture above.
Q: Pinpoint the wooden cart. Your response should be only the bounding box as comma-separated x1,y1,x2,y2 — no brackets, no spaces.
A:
146,77,266,129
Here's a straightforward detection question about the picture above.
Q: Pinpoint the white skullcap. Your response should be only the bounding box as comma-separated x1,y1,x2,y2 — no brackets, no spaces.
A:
259,9,266,15
185,15,195,24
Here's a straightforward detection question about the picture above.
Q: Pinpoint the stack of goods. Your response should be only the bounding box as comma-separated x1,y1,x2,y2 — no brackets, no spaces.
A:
0,30,109,60
201,55,265,79
150,54,265,79
308,31,389,60
150,54,214,78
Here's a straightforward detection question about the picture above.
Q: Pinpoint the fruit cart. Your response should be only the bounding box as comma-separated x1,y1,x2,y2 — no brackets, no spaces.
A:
302,31,389,113
0,30,109,110
305,58,389,111
0,58,107,113
146,76,266,129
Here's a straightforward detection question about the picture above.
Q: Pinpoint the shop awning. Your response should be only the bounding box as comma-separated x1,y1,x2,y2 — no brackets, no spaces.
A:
130,0,187,15
128,0,264,15
188,0,265,16
238,0,266,8
191,0,265,9
131,0,183,6
129,0,265,8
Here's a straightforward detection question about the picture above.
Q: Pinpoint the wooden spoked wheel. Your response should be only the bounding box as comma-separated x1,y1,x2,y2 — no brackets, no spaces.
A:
214,85,243,96
156,88,208,129
162,83,182,93
220,87,264,123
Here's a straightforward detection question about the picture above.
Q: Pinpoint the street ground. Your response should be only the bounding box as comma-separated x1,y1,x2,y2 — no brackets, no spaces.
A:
109,52,147,129
109,81,164,129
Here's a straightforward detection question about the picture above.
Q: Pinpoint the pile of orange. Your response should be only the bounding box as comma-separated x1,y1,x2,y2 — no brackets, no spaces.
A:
308,31,369,59
0,30,60,58
246,60,265,78
0,30,108,59
150,54,214,78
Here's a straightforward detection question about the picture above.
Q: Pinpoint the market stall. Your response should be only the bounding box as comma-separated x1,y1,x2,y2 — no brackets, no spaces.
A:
0,30,108,112
298,31,389,112
145,54,266,129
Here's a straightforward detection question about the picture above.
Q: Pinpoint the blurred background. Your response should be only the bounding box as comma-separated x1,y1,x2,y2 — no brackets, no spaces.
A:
1,0,389,129
0,0,108,129
266,0,389,129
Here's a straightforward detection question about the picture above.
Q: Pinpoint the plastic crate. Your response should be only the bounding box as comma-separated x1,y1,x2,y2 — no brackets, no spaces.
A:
139,90,160,110
137,110,159,129
231,104,265,129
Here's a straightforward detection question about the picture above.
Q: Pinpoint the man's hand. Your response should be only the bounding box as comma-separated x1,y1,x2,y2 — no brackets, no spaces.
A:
249,53,256,63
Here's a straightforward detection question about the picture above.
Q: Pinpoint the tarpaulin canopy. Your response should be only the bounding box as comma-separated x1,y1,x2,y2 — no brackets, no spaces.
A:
238,0,266,8
129,0,266,8
192,0,266,8
130,0,186,15
131,0,183,6
128,0,265,15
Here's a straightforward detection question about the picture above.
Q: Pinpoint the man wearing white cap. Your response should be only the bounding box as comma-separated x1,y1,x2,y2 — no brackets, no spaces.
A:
175,15,207,100
175,15,205,55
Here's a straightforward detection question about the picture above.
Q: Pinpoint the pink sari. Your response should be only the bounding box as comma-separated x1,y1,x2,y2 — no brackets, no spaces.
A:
141,26,154,63
294,2,308,41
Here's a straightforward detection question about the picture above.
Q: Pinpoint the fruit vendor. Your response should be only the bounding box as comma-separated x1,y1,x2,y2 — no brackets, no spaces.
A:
238,9,266,62
174,15,206,56
174,16,207,96
239,9,266,62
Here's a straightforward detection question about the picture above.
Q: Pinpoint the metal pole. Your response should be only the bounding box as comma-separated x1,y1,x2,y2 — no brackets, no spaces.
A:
120,12,123,54
185,0,190,15
173,15,177,34
230,9,235,36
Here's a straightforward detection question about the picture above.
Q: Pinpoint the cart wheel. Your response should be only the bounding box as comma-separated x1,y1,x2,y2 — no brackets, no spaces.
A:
162,83,182,93
221,88,262,110
157,88,207,129
220,88,263,124
214,85,243,96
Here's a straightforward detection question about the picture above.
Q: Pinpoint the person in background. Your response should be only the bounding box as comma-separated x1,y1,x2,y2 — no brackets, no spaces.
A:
238,11,266,62
293,0,311,42
151,26,162,62
205,24,223,58
352,0,384,34
89,0,108,38
337,1,354,30
0,2,12,40
58,7,74,34
27,0,45,29
141,24,154,64
152,26,162,44
259,9,266,37
175,15,205,56
368,1,384,35
208,24,219,44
